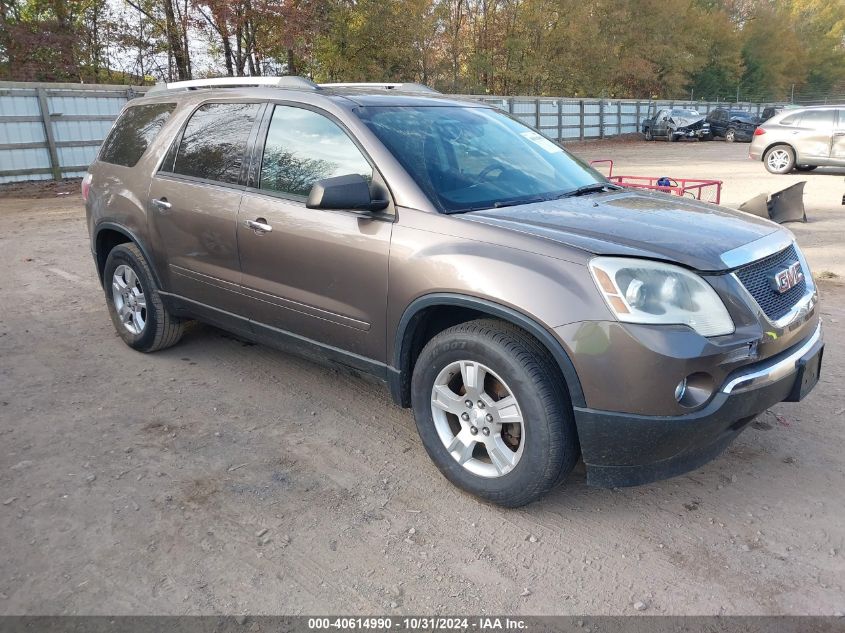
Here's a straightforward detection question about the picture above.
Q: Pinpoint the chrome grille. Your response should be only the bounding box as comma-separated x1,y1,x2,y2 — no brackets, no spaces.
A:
734,244,807,321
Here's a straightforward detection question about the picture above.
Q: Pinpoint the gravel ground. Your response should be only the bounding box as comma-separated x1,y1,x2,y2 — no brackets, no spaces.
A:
0,140,843,616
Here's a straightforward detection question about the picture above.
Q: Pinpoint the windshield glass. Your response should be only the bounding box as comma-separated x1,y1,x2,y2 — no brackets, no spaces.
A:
671,109,699,117
356,105,604,213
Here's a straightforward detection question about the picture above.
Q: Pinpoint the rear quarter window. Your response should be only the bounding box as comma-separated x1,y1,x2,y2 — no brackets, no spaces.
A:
99,103,176,167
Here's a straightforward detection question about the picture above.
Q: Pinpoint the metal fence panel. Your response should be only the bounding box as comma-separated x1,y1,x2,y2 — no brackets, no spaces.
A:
0,82,148,183
1,82,784,183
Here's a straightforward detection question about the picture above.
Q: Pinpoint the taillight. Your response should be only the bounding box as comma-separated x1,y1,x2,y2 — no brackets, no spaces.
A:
753,127,766,136
81,173,92,201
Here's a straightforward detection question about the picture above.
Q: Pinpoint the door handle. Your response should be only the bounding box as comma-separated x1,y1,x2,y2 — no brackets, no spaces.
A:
245,218,272,234
151,197,172,211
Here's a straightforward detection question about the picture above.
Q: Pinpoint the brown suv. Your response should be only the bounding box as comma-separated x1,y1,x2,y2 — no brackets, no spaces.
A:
84,77,823,507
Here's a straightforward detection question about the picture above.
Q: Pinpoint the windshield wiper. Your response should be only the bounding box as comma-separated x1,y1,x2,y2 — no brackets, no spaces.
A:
493,196,548,208
558,183,621,198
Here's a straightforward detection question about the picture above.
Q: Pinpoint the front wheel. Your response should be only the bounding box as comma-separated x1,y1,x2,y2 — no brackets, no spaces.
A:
764,145,796,174
725,128,737,143
644,128,653,141
411,319,579,507
104,243,184,352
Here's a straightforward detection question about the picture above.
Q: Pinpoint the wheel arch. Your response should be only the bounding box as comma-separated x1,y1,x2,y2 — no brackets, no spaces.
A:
761,140,796,160
94,222,162,290
389,293,585,409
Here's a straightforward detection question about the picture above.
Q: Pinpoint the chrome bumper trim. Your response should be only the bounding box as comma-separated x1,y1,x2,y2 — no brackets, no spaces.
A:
721,323,822,394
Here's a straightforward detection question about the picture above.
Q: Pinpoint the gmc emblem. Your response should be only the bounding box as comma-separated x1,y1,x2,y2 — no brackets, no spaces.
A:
769,261,804,294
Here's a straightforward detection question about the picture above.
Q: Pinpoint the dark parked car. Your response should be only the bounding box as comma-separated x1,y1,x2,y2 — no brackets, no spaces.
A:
761,106,786,122
642,107,711,141
83,77,823,507
706,108,759,142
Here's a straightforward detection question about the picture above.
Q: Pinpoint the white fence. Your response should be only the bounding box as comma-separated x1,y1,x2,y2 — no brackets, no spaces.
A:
0,82,149,183
0,81,780,183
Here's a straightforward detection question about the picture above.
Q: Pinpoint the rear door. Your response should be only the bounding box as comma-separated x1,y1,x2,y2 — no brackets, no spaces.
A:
147,101,263,316
792,109,835,160
236,103,393,361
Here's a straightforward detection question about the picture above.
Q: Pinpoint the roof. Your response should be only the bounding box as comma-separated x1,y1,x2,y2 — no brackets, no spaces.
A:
140,76,483,109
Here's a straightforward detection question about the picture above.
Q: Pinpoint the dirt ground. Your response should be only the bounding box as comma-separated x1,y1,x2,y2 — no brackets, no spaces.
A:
0,141,843,616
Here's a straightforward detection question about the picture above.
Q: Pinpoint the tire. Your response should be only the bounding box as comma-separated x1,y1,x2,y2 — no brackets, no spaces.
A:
410,319,579,507
763,144,796,175
644,128,653,141
667,131,677,142
103,243,184,352
725,128,736,143
795,165,817,172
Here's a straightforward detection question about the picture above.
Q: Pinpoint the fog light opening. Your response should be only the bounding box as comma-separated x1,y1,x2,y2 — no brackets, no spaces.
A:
676,373,715,409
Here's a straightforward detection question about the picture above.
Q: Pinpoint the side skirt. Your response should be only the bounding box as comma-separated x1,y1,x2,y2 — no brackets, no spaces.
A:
160,292,390,382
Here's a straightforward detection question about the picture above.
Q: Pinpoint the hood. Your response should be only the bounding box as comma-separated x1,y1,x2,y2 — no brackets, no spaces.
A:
460,188,783,271
671,115,706,128
730,113,759,125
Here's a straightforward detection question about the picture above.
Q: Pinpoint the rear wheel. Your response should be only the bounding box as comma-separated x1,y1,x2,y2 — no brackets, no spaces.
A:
725,128,737,143
764,145,796,174
104,243,184,352
411,319,578,507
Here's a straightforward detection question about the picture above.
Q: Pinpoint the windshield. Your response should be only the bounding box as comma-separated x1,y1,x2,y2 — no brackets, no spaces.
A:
671,109,699,117
356,105,605,213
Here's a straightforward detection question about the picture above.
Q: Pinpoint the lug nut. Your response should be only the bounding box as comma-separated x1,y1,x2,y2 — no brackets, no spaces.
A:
486,414,493,422
461,412,470,421
470,426,478,435
465,400,473,408
477,400,485,409
481,427,490,436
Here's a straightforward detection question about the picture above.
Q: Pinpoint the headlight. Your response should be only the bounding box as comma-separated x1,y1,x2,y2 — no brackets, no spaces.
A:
589,257,735,337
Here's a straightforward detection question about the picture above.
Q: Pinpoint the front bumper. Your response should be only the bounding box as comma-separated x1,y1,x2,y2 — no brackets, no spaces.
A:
679,126,710,139
574,323,823,487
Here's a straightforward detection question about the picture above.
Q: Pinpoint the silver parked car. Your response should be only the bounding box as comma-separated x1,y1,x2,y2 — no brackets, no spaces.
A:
749,106,845,174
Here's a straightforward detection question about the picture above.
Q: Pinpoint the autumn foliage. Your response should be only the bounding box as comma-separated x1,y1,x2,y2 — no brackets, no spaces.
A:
1,0,843,101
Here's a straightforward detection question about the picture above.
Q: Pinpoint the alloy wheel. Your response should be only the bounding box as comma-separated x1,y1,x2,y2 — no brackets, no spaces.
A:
430,360,525,478
112,264,147,335
767,149,791,172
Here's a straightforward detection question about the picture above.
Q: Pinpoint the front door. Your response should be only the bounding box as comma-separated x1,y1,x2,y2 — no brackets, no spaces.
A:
237,104,392,361
652,109,670,138
147,101,263,316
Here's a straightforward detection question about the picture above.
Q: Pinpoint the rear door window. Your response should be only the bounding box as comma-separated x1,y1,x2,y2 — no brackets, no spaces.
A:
797,109,835,130
99,103,176,167
258,105,372,197
166,102,262,185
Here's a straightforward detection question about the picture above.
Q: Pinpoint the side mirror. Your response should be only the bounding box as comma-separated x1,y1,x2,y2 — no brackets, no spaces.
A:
306,174,388,212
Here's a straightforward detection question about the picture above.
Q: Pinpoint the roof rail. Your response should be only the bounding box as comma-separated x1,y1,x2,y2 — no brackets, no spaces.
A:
320,82,440,94
148,76,319,94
